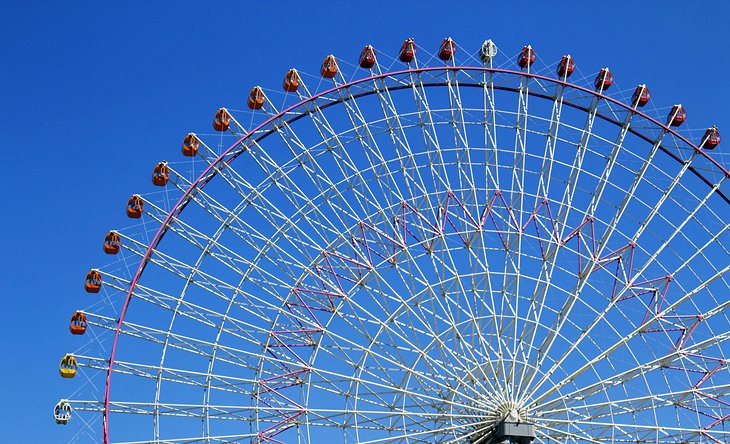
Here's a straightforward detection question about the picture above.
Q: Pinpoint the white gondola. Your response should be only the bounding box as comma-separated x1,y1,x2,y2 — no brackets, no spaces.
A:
54,400,72,425
480,39,498,63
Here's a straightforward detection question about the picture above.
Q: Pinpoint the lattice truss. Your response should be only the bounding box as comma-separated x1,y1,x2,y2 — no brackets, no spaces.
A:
56,40,730,443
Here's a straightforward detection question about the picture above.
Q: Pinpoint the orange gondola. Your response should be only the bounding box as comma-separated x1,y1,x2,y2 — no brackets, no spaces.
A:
557,55,575,78
359,45,377,69
283,68,301,92
632,84,651,107
103,231,121,255
84,269,102,293
438,37,456,61
594,68,614,91
213,108,231,132
59,354,78,378
69,311,88,335
181,133,199,157
517,45,536,69
701,126,721,150
152,161,170,186
126,194,144,218
668,104,687,127
399,38,416,63
321,55,338,78
247,86,265,110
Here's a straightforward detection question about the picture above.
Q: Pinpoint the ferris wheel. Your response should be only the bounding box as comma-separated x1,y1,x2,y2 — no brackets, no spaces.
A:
55,37,730,443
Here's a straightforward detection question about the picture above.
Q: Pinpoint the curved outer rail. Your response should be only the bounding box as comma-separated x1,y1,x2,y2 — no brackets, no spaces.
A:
102,65,729,442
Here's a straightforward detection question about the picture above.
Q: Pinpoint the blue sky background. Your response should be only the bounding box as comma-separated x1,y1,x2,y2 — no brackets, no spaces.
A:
1,1,729,442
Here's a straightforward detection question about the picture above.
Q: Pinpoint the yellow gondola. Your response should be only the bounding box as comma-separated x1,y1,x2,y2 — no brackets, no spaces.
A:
59,354,77,378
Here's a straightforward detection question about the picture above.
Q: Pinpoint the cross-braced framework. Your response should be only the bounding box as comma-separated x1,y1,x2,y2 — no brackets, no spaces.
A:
56,39,730,443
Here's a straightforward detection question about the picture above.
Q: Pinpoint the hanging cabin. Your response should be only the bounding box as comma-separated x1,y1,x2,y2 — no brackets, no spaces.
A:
84,269,102,293
557,55,575,78
103,231,121,255
479,40,497,63
399,38,416,63
59,354,78,378
321,55,338,78
438,38,456,61
182,133,199,157
668,105,687,127
359,45,376,69
283,69,301,92
247,86,265,110
701,126,721,149
126,195,144,218
152,162,170,186
69,311,87,335
54,400,72,424
595,68,614,91
213,108,231,132
632,85,651,107
517,45,536,69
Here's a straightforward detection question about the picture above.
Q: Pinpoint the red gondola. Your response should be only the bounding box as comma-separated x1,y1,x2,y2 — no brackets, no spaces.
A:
517,45,536,69
181,133,199,157
213,108,231,132
126,195,144,218
359,45,377,69
321,55,338,78
557,55,575,78
247,86,265,110
103,231,121,255
69,311,87,335
84,269,102,293
594,68,613,91
632,85,651,107
283,69,301,92
668,105,687,127
701,126,721,150
152,162,170,186
399,38,416,63
438,38,456,61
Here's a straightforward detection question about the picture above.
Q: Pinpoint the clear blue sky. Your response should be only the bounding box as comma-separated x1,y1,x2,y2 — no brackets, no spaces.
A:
2,1,729,442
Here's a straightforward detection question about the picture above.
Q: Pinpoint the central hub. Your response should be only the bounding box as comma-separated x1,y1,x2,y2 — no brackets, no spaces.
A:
493,421,536,444
494,402,529,423
467,402,535,444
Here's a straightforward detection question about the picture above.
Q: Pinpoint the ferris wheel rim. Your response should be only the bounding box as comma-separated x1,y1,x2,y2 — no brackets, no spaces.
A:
100,64,729,443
